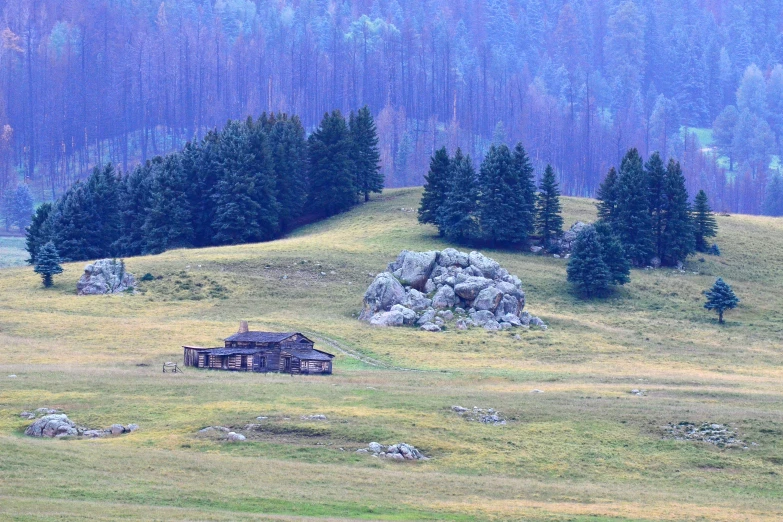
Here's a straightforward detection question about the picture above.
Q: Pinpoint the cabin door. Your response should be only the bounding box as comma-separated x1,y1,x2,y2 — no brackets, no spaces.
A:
283,356,291,372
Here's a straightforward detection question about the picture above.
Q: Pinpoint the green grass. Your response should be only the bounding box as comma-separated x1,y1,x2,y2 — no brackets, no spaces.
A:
0,189,782,521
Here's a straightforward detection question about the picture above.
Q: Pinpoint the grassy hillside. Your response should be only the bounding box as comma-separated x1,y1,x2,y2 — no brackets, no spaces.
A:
0,189,781,521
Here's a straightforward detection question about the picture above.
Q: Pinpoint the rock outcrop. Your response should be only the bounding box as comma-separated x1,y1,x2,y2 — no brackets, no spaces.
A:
361,249,546,331
24,413,138,438
77,259,136,295
357,442,429,461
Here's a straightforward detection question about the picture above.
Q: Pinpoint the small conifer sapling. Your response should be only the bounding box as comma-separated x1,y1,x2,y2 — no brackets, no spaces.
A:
34,241,63,288
704,278,739,324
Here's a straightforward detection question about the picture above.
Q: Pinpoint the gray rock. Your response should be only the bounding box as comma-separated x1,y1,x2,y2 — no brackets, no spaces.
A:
420,323,441,332
495,294,520,317
438,248,470,268
454,307,466,315
370,311,405,327
25,414,77,438
20,411,35,419
416,309,436,325
469,310,495,326
530,246,543,253
368,442,383,453
499,322,513,330
391,305,417,325
82,430,107,438
530,316,547,329
452,406,468,413
483,320,501,331
360,273,406,320
454,276,494,301
437,310,454,321
468,252,500,279
434,317,445,327
126,424,139,432
77,259,136,295
227,432,246,442
402,289,432,312
473,287,503,312
388,250,439,290
519,311,532,326
424,279,437,294
110,424,126,435
455,319,469,330
500,314,522,327
432,285,458,309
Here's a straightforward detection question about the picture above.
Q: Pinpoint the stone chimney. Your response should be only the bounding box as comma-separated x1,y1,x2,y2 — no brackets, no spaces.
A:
238,320,249,333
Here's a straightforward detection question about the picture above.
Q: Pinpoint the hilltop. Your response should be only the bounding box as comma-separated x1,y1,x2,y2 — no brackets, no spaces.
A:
0,189,782,521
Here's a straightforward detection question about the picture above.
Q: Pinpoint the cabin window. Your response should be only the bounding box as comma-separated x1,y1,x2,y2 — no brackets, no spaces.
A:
203,354,210,367
321,362,329,371
259,356,266,369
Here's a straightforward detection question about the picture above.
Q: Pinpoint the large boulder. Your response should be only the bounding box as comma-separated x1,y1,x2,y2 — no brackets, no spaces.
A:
77,259,136,295
438,248,470,268
391,305,417,325
496,294,520,317
403,289,432,312
453,276,494,301
370,310,405,327
468,252,500,279
25,414,78,438
473,287,503,312
360,273,406,320
432,286,458,309
388,250,439,290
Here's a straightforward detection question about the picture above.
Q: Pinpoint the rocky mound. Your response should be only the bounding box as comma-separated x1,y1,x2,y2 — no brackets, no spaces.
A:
24,413,138,438
451,405,506,425
357,442,429,461
663,422,748,449
77,259,136,295
360,249,546,332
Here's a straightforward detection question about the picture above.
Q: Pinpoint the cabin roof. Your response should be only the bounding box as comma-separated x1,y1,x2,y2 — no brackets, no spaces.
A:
223,331,310,343
286,348,334,361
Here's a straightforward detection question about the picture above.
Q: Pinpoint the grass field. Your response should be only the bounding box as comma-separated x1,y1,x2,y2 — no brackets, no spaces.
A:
0,235,27,269
1,189,782,521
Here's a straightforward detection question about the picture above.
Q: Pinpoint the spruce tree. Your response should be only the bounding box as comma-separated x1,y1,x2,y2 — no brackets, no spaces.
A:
478,144,528,246
512,143,537,241
244,117,281,241
25,202,52,265
268,114,308,231
594,222,631,286
596,167,619,223
184,133,221,247
307,111,356,217
85,164,122,257
349,106,383,202
114,163,153,257
762,174,783,216
692,190,718,252
418,147,451,229
536,164,564,246
615,148,654,266
646,152,667,261
142,155,194,254
33,241,63,288
567,226,612,297
437,149,480,243
704,278,739,324
660,160,695,265
48,183,100,261
9,184,34,231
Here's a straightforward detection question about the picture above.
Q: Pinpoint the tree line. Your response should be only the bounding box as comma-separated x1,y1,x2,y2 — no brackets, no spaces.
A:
25,108,382,263
418,144,564,248
2,0,782,217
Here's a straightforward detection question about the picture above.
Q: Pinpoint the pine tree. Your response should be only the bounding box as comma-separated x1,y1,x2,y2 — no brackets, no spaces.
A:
85,164,122,257
567,225,613,298
142,155,194,254
418,147,451,229
244,117,281,241
763,174,783,216
595,222,631,286
268,114,308,231
307,111,356,217
478,144,528,246
33,241,63,288
692,190,718,252
114,163,153,257
646,152,667,261
48,182,101,261
536,165,564,246
349,106,383,202
596,167,619,223
660,160,695,265
8,185,34,230
25,202,52,265
512,143,537,242
437,149,480,243
704,278,739,324
615,148,654,266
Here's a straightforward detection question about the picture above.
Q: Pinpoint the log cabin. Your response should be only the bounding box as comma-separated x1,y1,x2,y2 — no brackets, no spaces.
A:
183,321,334,375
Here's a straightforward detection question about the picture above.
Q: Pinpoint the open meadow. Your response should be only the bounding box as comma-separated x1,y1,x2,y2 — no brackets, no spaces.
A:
0,189,782,521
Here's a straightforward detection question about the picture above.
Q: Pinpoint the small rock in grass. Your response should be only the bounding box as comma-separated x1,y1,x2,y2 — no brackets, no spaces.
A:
227,432,246,442
8,374,17,378
110,424,126,435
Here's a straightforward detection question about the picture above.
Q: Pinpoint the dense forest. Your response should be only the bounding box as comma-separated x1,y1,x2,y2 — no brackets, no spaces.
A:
1,0,783,216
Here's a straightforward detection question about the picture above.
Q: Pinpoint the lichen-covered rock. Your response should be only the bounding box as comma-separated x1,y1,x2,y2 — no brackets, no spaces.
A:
403,289,432,312
468,251,500,279
370,310,405,327
453,276,494,301
420,322,441,332
438,248,470,268
360,273,406,320
473,287,503,312
469,310,495,326
387,250,439,290
25,414,77,438
391,305,417,325
77,259,136,295
432,285,458,309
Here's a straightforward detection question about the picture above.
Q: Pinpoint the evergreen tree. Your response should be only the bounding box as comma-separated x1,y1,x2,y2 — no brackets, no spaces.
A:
660,160,695,265
615,148,654,266
567,225,612,298
536,165,564,246
4,184,34,231
478,144,528,246
511,143,537,242
184,134,220,247
114,163,153,257
418,147,451,229
596,167,619,223
25,202,52,265
594,221,632,286
268,114,308,231
142,155,194,254
48,183,102,261
712,105,739,170
307,111,356,217
349,106,383,202
243,117,281,241
437,149,480,243
704,278,739,324
763,174,783,216
33,241,63,288
646,152,667,261
84,164,122,257
692,189,718,251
